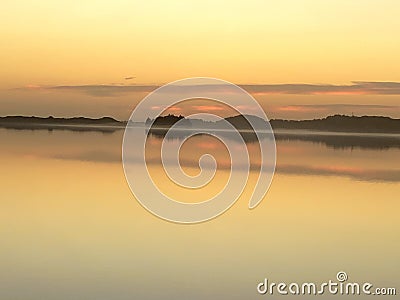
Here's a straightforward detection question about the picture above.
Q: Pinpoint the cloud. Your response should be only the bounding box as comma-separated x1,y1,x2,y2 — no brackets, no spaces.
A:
16,81,400,97
25,84,159,97
151,105,182,112
272,104,398,113
242,81,400,95
192,105,226,111
54,84,159,96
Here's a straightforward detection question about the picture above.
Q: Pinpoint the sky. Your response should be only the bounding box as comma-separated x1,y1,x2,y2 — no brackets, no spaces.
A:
1,0,400,120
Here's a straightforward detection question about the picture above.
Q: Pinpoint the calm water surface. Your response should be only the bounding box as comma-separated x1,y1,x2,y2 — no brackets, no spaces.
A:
1,128,399,299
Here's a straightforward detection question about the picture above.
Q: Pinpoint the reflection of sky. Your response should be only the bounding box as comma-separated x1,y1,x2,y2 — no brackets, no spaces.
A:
1,128,399,299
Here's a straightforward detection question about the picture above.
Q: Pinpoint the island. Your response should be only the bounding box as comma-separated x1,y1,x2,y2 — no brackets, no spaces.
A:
1,114,399,134
145,114,400,134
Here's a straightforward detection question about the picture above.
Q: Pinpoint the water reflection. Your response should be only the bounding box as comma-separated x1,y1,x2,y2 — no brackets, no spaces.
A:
1,127,399,299
1,128,399,183
147,127,265,144
275,130,400,150
149,127,400,150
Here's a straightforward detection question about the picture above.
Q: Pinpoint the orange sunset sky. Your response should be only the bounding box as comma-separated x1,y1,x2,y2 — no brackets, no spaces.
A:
1,0,400,120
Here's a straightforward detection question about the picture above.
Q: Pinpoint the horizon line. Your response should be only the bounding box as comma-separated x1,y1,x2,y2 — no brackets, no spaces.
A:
1,113,399,123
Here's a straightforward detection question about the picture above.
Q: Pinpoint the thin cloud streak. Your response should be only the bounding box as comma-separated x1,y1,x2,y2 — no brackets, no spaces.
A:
272,104,399,113
16,81,400,97
243,81,400,95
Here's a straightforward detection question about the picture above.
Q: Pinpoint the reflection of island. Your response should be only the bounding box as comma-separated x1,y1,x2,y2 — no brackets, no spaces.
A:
148,127,400,150
274,131,400,150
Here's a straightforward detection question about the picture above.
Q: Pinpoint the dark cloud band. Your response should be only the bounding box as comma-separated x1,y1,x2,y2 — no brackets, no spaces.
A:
18,81,400,97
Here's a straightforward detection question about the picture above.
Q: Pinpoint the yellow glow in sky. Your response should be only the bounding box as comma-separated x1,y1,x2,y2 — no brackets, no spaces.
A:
1,0,400,87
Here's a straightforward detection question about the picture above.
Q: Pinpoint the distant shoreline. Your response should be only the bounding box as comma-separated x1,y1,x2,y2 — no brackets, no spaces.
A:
1,114,399,134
